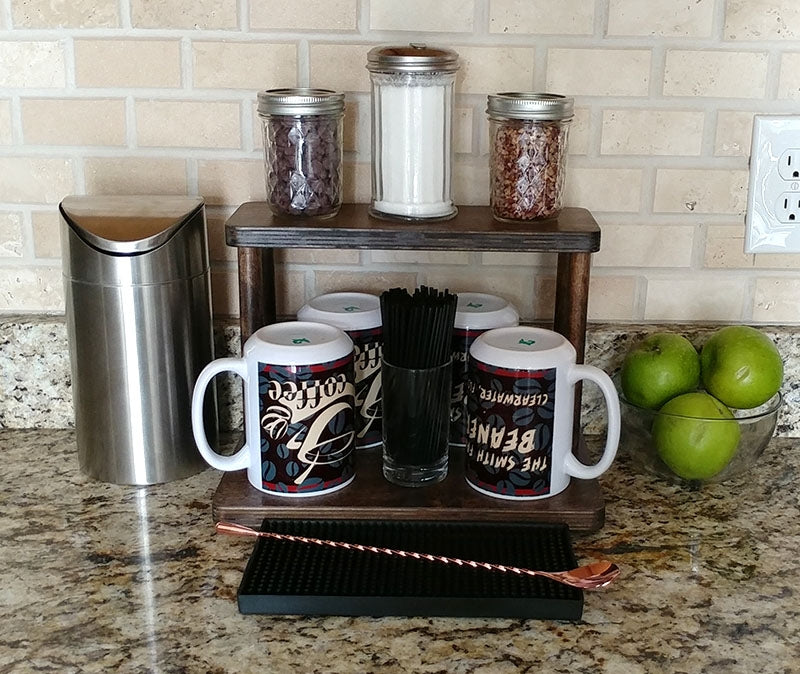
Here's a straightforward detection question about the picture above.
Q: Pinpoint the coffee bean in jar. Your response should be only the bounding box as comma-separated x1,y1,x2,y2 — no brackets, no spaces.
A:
257,88,344,218
487,93,573,222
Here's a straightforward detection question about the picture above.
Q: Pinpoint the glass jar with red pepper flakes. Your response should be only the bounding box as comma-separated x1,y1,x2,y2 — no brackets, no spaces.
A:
487,93,573,222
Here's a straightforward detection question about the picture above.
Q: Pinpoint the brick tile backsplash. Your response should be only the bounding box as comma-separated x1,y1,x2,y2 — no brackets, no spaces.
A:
129,0,238,30
593,225,694,268
74,40,181,88
84,157,187,195
489,0,594,35
607,0,714,37
22,98,126,146
724,0,800,40
250,0,358,31
135,100,241,149
371,0,474,33
0,42,65,88
663,50,768,98
196,159,264,206
547,49,650,96
601,110,704,156
777,53,800,99
458,46,535,95
0,157,74,203
714,111,755,157
31,211,61,259
0,100,12,144
587,276,637,321
10,0,120,28
0,212,23,258
192,42,297,90
653,169,749,215
753,278,800,322
1,0,799,326
645,277,746,322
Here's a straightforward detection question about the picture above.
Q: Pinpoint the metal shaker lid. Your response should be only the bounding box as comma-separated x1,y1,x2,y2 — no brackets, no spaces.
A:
257,88,345,117
487,93,574,121
60,195,205,255
366,43,460,73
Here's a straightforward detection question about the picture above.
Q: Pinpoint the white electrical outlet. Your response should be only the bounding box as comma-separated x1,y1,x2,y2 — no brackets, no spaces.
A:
745,115,800,253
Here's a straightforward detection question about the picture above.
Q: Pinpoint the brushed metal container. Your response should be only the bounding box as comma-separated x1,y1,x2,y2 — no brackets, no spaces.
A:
60,195,217,485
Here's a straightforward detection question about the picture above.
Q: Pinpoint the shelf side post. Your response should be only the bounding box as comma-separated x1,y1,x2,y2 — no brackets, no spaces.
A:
237,247,276,347
554,251,592,455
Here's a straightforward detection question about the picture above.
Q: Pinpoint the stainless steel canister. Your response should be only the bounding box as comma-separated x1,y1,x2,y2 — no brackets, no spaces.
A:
60,195,217,485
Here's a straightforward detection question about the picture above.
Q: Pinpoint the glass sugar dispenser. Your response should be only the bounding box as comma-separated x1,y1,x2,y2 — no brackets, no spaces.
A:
487,93,574,222
367,43,459,221
257,88,345,218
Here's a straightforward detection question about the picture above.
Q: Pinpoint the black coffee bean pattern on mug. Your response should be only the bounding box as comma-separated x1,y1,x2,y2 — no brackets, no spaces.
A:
266,116,342,217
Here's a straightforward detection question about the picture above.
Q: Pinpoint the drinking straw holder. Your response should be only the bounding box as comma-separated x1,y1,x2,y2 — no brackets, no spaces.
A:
381,358,452,486
379,286,458,487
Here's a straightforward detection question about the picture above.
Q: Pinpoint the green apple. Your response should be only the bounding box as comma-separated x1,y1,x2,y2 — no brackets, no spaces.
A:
620,332,701,410
652,392,740,480
700,325,783,409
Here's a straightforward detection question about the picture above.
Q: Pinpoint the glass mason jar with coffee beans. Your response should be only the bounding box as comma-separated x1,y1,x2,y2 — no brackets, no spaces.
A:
487,93,573,222
257,88,344,218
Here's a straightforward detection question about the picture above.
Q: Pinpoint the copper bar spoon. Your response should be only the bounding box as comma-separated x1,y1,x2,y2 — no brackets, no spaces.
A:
216,521,620,590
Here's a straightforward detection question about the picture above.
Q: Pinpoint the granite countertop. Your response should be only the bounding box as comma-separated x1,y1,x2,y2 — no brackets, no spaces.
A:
2,430,799,673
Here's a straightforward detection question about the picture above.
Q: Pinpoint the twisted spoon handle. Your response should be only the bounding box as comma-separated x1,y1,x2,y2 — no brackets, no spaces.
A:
215,521,618,590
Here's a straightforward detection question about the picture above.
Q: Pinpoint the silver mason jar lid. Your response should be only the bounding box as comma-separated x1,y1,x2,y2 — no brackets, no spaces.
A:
366,43,460,73
486,92,574,121
257,88,345,116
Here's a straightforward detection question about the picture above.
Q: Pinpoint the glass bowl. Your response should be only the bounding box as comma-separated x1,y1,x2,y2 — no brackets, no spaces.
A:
618,383,782,486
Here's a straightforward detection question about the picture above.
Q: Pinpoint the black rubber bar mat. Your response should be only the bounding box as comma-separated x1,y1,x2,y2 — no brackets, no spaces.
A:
237,519,583,619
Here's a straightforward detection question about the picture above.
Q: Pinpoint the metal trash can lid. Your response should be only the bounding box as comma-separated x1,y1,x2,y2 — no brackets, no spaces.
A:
60,195,204,255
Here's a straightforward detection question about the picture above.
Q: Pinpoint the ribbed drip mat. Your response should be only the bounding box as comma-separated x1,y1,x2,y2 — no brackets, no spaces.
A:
237,519,583,619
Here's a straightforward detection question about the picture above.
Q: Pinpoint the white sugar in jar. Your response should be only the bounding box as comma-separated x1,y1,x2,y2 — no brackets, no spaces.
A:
366,44,459,221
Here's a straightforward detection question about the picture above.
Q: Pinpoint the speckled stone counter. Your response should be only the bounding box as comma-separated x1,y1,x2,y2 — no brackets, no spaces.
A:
2,430,799,673
3,317,800,437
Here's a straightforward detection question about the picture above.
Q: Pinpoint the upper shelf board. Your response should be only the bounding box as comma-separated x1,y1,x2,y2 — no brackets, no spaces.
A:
225,203,600,253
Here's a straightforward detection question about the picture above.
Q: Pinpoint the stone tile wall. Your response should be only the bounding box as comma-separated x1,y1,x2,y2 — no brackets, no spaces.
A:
1,0,800,324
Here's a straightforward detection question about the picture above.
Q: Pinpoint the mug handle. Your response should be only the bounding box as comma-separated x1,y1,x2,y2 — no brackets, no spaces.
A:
191,357,250,472
563,364,621,480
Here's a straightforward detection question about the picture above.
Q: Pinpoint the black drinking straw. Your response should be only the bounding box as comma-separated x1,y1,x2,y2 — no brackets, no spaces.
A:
380,286,457,369
380,286,458,470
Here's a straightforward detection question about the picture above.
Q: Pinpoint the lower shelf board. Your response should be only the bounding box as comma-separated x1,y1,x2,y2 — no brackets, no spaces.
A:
212,440,605,532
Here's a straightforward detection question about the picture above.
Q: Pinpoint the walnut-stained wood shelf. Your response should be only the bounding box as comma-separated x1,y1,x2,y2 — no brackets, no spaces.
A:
212,440,604,531
219,203,606,531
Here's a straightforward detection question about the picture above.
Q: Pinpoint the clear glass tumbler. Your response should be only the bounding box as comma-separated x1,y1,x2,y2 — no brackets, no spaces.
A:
381,358,452,486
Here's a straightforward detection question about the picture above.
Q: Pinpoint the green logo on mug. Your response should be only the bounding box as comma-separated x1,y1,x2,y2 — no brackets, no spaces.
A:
467,302,483,308
343,306,360,312
292,337,310,344
518,338,536,346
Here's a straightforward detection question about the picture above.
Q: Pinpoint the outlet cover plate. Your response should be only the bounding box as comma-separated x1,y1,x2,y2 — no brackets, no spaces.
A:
745,114,800,253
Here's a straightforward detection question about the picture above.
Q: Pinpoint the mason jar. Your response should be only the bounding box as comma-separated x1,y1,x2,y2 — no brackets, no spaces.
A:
257,88,344,218
487,93,573,222
366,43,459,221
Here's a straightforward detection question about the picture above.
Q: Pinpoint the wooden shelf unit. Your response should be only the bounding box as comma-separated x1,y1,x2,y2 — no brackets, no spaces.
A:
216,203,605,531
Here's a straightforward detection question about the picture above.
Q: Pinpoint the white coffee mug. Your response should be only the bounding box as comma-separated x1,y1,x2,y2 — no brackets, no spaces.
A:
297,292,382,449
465,326,620,500
450,292,519,446
191,321,356,497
